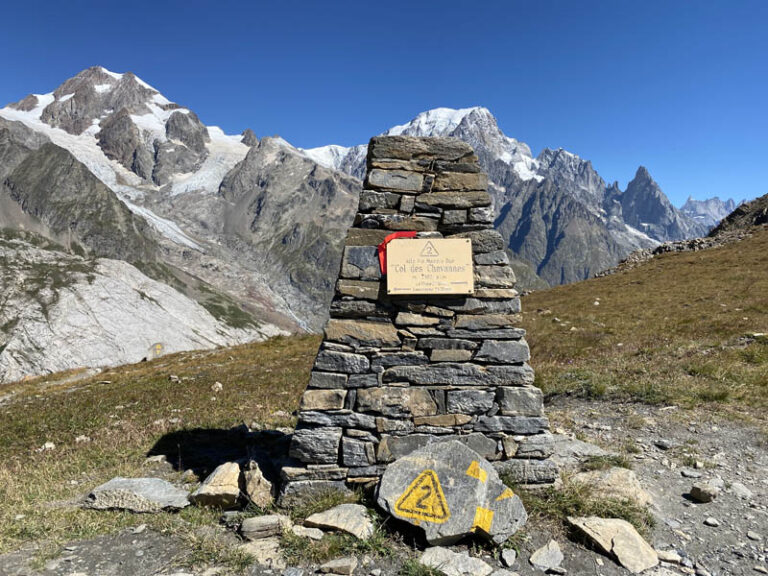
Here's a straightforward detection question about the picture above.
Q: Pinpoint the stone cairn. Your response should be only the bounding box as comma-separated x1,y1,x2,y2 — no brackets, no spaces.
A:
282,135,556,504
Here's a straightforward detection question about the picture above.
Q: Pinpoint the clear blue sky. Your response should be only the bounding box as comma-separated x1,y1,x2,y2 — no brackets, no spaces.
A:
2,1,765,205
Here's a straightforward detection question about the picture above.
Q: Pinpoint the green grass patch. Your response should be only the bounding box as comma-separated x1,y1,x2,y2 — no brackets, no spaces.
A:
280,528,394,565
399,557,445,576
580,454,633,472
503,478,655,538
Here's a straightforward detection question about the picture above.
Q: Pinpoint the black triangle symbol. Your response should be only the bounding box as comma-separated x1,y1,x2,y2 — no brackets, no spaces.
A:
420,241,439,257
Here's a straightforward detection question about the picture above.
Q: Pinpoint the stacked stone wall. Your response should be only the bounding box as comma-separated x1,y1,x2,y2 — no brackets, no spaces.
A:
284,136,555,499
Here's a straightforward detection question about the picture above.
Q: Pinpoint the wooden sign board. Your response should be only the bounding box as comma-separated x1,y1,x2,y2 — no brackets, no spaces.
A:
387,238,474,295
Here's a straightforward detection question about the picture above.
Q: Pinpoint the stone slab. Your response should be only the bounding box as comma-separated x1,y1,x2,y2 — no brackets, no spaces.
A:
376,440,526,545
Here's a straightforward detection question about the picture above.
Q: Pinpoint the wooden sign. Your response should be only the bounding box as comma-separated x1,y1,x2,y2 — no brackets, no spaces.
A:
386,238,474,295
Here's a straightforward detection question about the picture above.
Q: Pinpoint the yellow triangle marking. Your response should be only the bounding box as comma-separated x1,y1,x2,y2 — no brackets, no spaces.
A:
394,469,450,524
471,506,494,534
465,460,488,483
496,487,516,502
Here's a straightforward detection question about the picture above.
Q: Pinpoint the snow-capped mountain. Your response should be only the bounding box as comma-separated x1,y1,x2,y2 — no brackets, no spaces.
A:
303,106,709,285
681,196,738,228
0,68,723,381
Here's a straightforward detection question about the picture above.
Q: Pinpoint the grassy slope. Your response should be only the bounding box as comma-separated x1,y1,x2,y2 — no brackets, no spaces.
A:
0,335,319,556
1,228,766,559
521,227,768,420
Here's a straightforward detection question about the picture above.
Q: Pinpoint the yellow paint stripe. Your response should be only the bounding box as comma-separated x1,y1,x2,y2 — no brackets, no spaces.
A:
496,487,515,501
465,460,488,483
471,506,494,534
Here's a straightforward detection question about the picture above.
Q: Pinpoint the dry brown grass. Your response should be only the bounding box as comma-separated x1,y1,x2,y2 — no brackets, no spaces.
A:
0,335,320,555
521,227,768,423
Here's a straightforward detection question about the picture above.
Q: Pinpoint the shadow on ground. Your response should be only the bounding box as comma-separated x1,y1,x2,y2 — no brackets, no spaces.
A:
147,426,293,485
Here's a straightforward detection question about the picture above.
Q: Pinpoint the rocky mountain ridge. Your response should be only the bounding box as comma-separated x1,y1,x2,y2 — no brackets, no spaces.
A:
0,230,281,383
305,107,711,286
681,195,737,228
0,67,735,381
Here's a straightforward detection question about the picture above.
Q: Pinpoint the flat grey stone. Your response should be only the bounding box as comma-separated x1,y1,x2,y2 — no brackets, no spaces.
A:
496,386,543,416
314,350,370,374
474,416,549,434
241,514,291,540
305,503,374,540
377,440,527,545
475,340,530,364
86,477,189,513
419,546,494,576
447,389,495,414
277,480,351,508
529,540,563,572
289,427,342,464
494,459,559,484
383,363,534,386
567,516,658,574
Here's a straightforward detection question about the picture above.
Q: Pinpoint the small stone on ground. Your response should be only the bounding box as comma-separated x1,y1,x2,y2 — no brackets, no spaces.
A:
305,503,374,540
419,546,494,576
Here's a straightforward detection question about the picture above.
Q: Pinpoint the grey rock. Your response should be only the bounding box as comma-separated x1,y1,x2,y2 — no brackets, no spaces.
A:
340,246,381,280
308,372,348,389
501,548,517,567
474,250,510,265
514,433,555,459
475,265,516,288
289,427,343,464
529,540,563,572
342,437,376,467
475,340,531,364
567,516,659,574
314,350,370,374
240,514,291,540
277,480,352,508
358,189,401,212
417,338,478,351
383,363,535,387
729,481,754,500
446,389,496,414
370,351,429,369
549,434,611,471
305,503,374,539
377,440,527,545
298,410,377,429
368,135,475,162
446,328,527,340
366,169,424,192
496,386,543,416
189,462,242,509
690,481,720,503
449,229,505,253
474,416,549,434
418,546,494,576
291,524,324,540
494,459,559,484
86,477,189,513
243,461,274,508
324,319,399,349
320,556,358,575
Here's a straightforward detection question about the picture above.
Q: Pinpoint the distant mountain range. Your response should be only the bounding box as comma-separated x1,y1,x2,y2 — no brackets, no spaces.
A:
0,67,745,381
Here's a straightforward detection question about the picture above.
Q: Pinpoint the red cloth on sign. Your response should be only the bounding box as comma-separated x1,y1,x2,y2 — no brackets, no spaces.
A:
377,231,418,274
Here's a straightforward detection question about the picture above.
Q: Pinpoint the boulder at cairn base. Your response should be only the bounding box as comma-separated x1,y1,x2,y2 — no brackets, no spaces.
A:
189,462,241,509
376,440,526,545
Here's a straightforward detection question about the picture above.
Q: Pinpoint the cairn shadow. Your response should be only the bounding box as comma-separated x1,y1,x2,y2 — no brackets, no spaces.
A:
147,426,292,485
